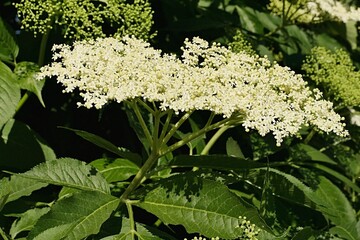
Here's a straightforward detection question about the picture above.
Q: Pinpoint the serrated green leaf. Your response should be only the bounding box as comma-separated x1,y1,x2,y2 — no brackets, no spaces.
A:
59,127,141,164
135,173,273,239
0,16,18,62
226,137,245,158
0,62,20,129
90,158,140,183
14,61,45,107
170,155,264,170
10,207,50,239
28,191,120,240
6,175,48,203
0,119,56,170
18,158,110,194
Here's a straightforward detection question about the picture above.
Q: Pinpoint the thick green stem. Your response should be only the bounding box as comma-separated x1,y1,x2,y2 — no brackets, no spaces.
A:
15,91,31,113
120,151,159,201
201,125,231,155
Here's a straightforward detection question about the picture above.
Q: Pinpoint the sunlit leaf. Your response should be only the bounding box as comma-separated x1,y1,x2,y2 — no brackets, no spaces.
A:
18,158,110,194
0,62,20,129
135,173,273,239
28,191,119,240
10,207,50,239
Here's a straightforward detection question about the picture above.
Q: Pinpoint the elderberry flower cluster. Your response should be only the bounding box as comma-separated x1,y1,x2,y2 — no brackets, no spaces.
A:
235,216,261,240
302,47,360,106
268,0,360,23
14,0,154,40
38,36,348,146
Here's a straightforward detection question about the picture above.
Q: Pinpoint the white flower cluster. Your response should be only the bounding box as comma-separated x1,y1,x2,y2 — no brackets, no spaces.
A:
38,36,348,145
269,0,360,23
235,216,260,240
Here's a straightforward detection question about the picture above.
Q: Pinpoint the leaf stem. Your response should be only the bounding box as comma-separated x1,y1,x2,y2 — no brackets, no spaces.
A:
125,200,137,240
15,91,31,113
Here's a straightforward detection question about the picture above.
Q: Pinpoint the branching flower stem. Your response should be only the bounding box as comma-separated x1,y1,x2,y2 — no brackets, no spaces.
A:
201,124,232,155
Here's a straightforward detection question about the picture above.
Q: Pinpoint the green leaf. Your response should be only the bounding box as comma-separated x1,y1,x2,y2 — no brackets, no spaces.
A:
18,158,110,194
302,162,360,193
170,155,264,170
5,175,48,204
90,158,140,183
102,217,177,240
291,227,316,240
14,61,45,107
10,207,50,239
59,127,141,164
307,176,359,240
0,178,10,211
284,25,312,54
135,173,273,239
330,226,357,240
0,119,56,170
226,137,245,158
0,62,20,129
291,143,337,165
28,191,120,240
0,16,18,62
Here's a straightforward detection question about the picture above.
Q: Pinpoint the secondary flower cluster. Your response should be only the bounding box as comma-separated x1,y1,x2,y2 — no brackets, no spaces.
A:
14,0,154,40
302,47,360,106
38,36,348,145
268,0,360,23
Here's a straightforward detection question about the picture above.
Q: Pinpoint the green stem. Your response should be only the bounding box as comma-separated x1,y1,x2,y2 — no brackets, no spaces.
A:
201,125,231,155
120,151,159,201
38,28,51,66
125,200,136,240
159,110,173,141
162,111,193,145
15,91,31,113
152,110,161,150
132,100,153,148
303,128,316,144
0,227,8,240
162,116,242,156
